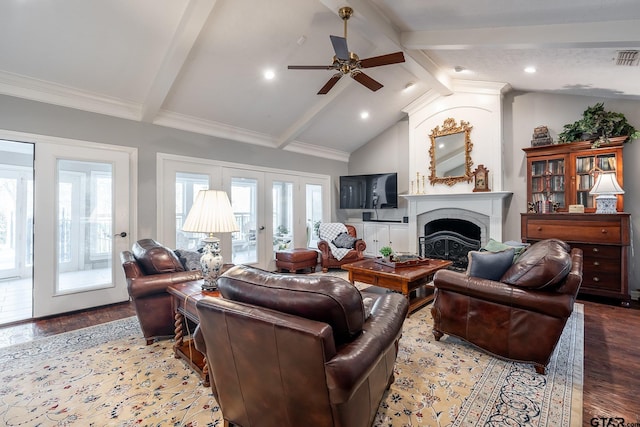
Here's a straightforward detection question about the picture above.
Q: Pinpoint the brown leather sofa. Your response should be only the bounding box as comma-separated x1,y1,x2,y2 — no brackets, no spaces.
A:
120,239,202,344
317,224,366,272
431,239,583,374
194,265,408,427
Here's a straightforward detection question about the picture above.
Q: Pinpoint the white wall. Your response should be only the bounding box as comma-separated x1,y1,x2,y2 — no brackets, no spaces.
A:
346,120,409,222
404,81,508,195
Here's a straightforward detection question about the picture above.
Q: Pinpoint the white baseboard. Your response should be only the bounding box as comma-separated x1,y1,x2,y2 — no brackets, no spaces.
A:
630,290,640,301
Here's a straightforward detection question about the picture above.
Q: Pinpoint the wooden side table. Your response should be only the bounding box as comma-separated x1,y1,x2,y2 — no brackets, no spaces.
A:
167,280,219,387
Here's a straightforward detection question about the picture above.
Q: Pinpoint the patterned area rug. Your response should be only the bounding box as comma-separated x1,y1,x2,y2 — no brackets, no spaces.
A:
0,286,583,426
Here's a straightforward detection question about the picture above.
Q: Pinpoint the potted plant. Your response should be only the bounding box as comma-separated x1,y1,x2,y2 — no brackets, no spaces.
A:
558,103,640,148
379,246,394,261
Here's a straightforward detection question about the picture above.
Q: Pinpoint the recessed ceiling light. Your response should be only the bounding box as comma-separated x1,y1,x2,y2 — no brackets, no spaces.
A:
403,82,415,91
453,65,473,74
524,66,536,74
264,69,275,80
360,111,370,120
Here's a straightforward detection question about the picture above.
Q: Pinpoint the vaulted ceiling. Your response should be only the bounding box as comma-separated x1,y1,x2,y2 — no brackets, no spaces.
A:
1,0,639,161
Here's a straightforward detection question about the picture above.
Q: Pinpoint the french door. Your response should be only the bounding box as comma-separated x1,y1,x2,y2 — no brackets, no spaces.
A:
158,154,330,272
224,169,329,271
0,162,33,280
33,142,132,317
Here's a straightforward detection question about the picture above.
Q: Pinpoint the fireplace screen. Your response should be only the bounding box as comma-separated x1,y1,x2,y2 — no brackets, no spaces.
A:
419,231,480,271
419,217,482,271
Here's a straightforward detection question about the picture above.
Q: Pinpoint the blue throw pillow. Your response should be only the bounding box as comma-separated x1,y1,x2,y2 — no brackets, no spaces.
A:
332,232,357,249
466,248,515,281
174,249,203,271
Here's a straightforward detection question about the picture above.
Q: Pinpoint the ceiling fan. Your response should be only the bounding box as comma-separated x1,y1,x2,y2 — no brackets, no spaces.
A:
288,6,405,95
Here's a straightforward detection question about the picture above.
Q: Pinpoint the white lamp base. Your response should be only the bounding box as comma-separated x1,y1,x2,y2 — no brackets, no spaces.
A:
595,195,617,214
200,236,224,290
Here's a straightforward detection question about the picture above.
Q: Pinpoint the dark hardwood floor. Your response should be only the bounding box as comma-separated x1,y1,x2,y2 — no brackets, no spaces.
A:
0,297,638,425
0,301,136,348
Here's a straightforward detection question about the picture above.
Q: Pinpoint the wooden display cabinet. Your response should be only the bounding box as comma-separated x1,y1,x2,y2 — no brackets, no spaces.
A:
523,140,624,213
522,140,629,306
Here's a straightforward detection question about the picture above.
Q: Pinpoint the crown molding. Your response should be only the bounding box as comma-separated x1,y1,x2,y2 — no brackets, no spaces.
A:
402,89,441,116
154,110,350,162
283,141,349,163
153,110,276,148
0,70,141,120
453,79,511,95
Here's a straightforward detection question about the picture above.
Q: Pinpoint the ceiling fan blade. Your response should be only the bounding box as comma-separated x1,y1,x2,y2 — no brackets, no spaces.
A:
359,52,406,68
318,74,342,95
351,71,383,92
288,65,334,70
330,35,349,61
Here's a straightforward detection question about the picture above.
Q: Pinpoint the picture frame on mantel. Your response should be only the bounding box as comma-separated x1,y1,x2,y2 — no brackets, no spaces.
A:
472,165,490,192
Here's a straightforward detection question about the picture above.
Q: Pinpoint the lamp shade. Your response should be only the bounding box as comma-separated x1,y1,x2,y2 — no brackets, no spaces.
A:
182,190,239,234
589,172,624,195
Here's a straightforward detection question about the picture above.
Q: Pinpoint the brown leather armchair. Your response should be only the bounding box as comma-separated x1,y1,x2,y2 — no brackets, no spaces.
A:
317,224,366,272
120,239,202,344
194,265,408,427
431,239,583,374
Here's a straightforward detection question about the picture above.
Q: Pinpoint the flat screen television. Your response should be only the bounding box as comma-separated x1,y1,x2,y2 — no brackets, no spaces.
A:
339,172,398,209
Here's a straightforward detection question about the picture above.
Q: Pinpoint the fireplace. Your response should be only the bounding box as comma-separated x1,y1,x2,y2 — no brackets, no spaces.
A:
419,219,481,270
403,192,512,257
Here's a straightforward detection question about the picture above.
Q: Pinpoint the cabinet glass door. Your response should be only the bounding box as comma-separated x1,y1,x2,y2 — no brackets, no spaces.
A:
574,153,617,209
530,157,565,210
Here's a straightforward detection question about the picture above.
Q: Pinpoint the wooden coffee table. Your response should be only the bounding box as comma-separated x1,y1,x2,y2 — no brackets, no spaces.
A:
341,258,452,315
167,279,219,387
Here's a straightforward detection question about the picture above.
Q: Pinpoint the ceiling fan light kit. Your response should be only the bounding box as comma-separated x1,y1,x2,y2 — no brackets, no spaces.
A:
288,6,405,95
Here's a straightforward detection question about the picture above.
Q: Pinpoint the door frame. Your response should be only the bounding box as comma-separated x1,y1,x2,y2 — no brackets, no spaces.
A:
0,129,138,318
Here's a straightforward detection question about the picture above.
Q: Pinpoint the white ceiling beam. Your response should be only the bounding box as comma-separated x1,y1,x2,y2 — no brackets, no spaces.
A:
276,77,353,149
140,0,219,123
402,19,640,50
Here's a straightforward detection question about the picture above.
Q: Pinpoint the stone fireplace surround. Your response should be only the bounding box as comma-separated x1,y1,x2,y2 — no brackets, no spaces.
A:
403,192,513,253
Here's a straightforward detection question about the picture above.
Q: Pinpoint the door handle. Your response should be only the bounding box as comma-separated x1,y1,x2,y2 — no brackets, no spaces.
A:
114,232,127,238
259,226,265,231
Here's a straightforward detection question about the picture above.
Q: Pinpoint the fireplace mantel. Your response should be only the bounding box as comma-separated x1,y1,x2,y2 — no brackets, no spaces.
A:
401,191,513,251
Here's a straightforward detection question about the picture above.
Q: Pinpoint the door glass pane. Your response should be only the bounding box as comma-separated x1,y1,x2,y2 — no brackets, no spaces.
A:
231,177,257,264
273,181,293,251
57,160,112,293
306,184,323,248
0,140,34,323
176,172,209,250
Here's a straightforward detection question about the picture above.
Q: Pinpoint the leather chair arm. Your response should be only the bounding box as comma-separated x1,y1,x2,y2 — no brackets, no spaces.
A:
120,251,143,279
325,293,408,403
317,240,331,258
353,239,366,253
433,269,574,318
127,270,202,298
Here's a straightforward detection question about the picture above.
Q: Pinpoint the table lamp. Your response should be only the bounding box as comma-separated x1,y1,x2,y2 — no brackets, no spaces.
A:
589,171,624,214
182,190,239,290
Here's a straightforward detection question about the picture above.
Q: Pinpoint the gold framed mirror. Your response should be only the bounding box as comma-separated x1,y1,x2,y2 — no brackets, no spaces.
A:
428,118,473,186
